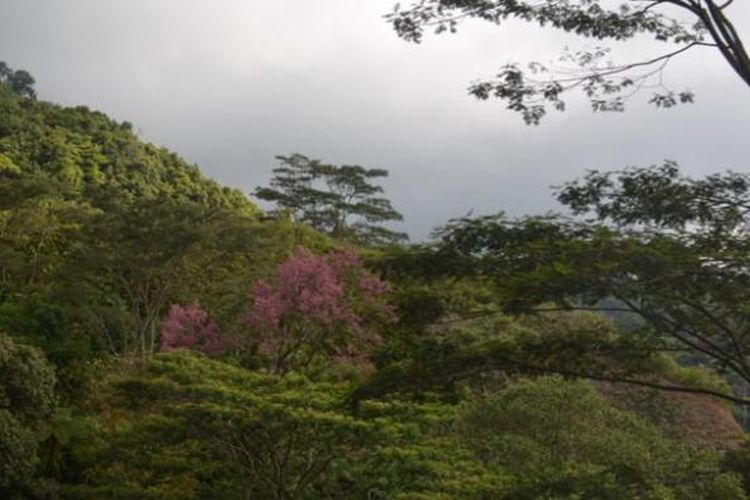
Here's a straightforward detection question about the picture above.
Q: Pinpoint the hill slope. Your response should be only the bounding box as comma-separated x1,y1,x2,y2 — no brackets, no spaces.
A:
0,84,257,212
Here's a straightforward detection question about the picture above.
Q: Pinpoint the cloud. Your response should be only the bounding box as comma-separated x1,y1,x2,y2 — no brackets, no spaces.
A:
1,0,748,240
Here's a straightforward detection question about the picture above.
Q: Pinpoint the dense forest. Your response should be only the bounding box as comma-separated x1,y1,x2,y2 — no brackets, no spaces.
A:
2,62,750,499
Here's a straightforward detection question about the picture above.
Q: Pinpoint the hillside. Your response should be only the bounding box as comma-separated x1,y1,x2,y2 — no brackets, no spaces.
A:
0,83,256,212
1,70,749,499
0,81,285,393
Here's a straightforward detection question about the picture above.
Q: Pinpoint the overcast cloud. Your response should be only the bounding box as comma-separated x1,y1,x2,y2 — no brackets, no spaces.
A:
1,0,749,240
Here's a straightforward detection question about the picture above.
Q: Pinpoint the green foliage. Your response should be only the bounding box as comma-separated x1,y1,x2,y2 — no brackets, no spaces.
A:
0,333,57,498
0,81,256,212
387,1,748,123
0,62,36,99
423,165,750,403
650,354,734,399
458,376,742,499
0,413,40,497
0,83,271,374
14,340,744,499
724,439,750,493
68,352,508,498
557,162,750,233
0,64,745,500
360,310,655,400
255,153,408,246
0,333,56,425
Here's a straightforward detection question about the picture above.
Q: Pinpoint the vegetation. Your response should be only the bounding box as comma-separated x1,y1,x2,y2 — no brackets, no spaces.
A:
387,0,749,123
62,354,746,499
392,163,750,404
255,153,408,246
0,334,57,498
245,247,395,375
1,62,749,499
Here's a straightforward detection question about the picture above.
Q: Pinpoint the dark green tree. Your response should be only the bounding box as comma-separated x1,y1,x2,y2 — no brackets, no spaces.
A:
387,1,749,124
0,62,36,99
255,153,408,246
67,196,251,358
422,163,750,404
0,333,57,498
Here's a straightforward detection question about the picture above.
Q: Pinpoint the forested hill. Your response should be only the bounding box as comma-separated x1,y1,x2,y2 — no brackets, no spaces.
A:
0,83,256,212
3,67,750,499
0,78,286,396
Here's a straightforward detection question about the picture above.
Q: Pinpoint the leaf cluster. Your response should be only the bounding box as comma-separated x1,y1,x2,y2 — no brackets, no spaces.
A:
386,1,748,123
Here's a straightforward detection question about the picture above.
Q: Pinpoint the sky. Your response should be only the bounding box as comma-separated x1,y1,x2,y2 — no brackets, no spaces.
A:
1,0,749,240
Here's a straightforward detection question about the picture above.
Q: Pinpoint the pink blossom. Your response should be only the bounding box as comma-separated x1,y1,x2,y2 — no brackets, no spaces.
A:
245,247,395,373
248,280,282,330
359,275,393,298
160,302,229,356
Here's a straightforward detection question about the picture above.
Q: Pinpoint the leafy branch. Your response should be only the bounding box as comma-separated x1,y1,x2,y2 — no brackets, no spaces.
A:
387,0,749,123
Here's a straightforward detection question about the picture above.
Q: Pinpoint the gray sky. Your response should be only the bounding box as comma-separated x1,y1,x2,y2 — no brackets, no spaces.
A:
1,1,749,240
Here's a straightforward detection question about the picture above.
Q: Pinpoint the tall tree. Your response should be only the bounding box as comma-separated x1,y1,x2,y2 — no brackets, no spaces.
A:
69,197,219,357
423,164,750,404
255,154,408,245
387,1,749,124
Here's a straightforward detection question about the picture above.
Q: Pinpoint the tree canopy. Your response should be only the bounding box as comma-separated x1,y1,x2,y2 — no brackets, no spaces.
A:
0,62,36,99
396,164,750,404
0,334,56,498
255,153,408,246
64,351,744,499
387,0,749,124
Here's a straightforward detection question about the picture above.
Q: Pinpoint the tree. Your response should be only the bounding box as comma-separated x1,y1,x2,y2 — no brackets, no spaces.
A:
0,333,57,498
458,376,746,499
72,351,510,499
255,153,408,245
425,163,750,404
0,62,36,99
159,302,230,356
246,247,395,375
0,177,93,307
70,197,217,357
387,1,749,124
70,352,373,498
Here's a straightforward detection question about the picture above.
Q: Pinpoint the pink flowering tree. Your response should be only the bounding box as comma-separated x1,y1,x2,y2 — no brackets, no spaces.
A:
160,302,230,356
246,247,395,374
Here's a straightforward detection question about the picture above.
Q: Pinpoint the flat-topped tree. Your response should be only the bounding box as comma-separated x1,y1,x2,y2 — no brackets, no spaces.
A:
255,153,408,246
423,164,750,404
388,0,749,124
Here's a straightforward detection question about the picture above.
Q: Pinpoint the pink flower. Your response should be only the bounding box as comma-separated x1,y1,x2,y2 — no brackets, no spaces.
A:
245,247,395,373
160,302,229,356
